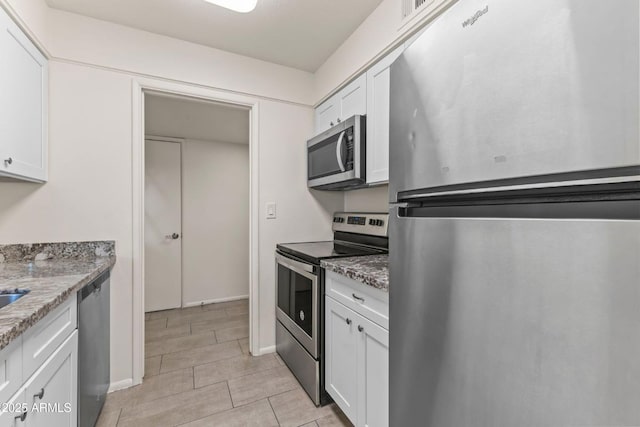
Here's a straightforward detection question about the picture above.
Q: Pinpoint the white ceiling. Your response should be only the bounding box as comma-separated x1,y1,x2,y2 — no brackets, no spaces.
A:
145,93,250,144
45,0,383,72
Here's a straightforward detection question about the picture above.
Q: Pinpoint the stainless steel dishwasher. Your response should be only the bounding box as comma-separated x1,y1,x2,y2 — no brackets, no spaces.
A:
78,270,110,427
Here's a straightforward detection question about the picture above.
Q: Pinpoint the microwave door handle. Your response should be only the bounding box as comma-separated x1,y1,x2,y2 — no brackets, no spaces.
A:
335,131,346,172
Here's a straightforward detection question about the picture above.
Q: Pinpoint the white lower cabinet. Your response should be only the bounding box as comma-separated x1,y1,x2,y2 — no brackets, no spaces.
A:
24,331,77,427
325,297,358,422
326,291,389,427
0,296,78,427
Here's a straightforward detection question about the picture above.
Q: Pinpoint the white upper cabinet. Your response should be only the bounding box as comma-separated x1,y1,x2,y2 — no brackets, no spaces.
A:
338,74,367,121
365,45,404,185
314,74,367,135
0,7,48,182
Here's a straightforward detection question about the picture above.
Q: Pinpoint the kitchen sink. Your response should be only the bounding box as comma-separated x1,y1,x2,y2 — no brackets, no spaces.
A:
0,289,30,309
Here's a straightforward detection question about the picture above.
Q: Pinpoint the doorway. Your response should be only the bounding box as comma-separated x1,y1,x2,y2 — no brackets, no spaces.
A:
135,86,257,384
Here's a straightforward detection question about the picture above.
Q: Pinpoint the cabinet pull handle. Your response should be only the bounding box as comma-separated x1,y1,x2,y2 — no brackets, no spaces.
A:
330,121,334,126
352,293,365,303
15,411,27,422
34,388,45,400
358,325,364,332
4,157,12,166
337,117,341,123
346,318,352,325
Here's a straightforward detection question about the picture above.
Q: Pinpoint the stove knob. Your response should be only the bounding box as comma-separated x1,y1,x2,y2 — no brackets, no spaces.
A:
369,219,375,226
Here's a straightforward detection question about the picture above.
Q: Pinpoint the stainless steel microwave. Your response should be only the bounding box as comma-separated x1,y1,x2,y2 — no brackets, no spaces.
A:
307,115,366,190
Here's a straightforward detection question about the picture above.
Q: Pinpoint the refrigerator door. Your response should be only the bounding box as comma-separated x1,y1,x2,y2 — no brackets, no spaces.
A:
390,209,640,426
389,0,639,202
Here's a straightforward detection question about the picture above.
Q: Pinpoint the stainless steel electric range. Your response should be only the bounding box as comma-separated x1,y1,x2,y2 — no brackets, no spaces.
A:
275,212,389,406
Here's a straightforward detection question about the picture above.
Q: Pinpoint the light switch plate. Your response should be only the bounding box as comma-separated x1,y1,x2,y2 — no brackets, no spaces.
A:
266,202,277,219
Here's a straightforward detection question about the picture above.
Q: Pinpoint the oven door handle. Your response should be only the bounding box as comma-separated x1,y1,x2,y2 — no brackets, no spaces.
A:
335,131,346,172
276,253,316,275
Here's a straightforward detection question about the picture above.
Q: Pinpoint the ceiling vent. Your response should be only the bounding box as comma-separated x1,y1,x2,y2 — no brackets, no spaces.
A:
401,0,436,28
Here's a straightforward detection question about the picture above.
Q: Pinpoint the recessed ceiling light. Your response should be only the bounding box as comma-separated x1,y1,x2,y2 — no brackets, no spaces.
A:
203,0,258,13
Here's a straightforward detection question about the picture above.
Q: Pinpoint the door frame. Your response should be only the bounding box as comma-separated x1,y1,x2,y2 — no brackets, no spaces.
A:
132,79,260,386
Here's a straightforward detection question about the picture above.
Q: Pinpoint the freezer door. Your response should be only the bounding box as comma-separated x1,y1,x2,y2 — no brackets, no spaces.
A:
389,0,639,202
389,211,640,426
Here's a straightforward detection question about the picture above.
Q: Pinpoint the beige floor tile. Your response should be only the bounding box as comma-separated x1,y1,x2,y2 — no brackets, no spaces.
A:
103,368,194,412
118,382,232,427
202,299,249,311
239,337,250,354
145,323,190,342
146,305,203,320
300,423,319,427
95,408,121,427
146,332,216,357
190,314,248,335
144,317,168,330
194,354,280,388
144,355,161,378
225,305,249,316
228,365,298,407
275,353,285,366
268,388,338,427
180,399,279,427
166,308,228,327
160,340,242,373
215,325,249,343
315,408,353,427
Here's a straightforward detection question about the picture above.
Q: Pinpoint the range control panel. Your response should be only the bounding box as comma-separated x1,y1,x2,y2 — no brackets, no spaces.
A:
332,212,389,237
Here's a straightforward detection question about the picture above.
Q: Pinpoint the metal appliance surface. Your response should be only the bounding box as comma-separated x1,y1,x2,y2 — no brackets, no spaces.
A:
78,271,110,427
389,0,639,203
307,115,366,190
276,212,388,406
389,1,640,426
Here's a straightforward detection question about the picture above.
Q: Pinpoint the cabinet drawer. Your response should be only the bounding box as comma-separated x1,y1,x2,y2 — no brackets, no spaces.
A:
22,295,77,381
325,271,388,330
0,388,26,427
0,339,22,404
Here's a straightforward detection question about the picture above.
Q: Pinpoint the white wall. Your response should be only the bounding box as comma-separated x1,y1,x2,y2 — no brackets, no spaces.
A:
344,185,389,213
314,0,457,103
181,139,250,305
0,0,344,387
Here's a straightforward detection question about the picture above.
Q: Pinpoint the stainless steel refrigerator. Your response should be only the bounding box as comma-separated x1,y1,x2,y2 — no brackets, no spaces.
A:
389,0,640,426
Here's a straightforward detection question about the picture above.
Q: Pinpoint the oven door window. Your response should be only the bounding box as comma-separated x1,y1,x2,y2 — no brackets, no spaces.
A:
308,127,354,180
277,264,314,338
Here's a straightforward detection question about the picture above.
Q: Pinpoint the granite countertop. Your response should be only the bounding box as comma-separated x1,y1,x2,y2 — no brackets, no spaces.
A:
0,241,116,351
321,254,389,292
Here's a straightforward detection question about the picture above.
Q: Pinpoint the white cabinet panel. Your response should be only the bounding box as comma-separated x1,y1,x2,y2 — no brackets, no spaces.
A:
357,315,389,427
366,46,404,185
339,74,367,120
0,389,26,427
24,331,77,427
22,296,77,381
0,339,22,405
314,94,340,134
0,7,48,182
325,297,358,424
326,271,389,330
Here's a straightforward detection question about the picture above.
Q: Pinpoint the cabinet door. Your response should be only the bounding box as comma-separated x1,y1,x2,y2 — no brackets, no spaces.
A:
0,7,48,182
315,94,340,134
365,46,404,184
339,74,367,121
24,331,77,427
0,389,26,427
325,297,358,425
356,314,389,427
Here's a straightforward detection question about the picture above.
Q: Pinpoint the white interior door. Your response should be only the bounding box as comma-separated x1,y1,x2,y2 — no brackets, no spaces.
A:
145,139,182,312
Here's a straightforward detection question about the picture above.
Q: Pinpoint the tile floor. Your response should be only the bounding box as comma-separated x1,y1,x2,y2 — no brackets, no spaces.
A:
96,299,352,427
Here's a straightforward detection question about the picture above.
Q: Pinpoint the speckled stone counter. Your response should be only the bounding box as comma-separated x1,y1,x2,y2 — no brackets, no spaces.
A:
0,241,116,350
321,254,389,292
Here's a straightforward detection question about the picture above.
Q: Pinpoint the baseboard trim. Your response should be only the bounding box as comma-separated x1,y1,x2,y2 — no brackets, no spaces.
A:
257,345,276,356
108,378,133,393
183,295,249,308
